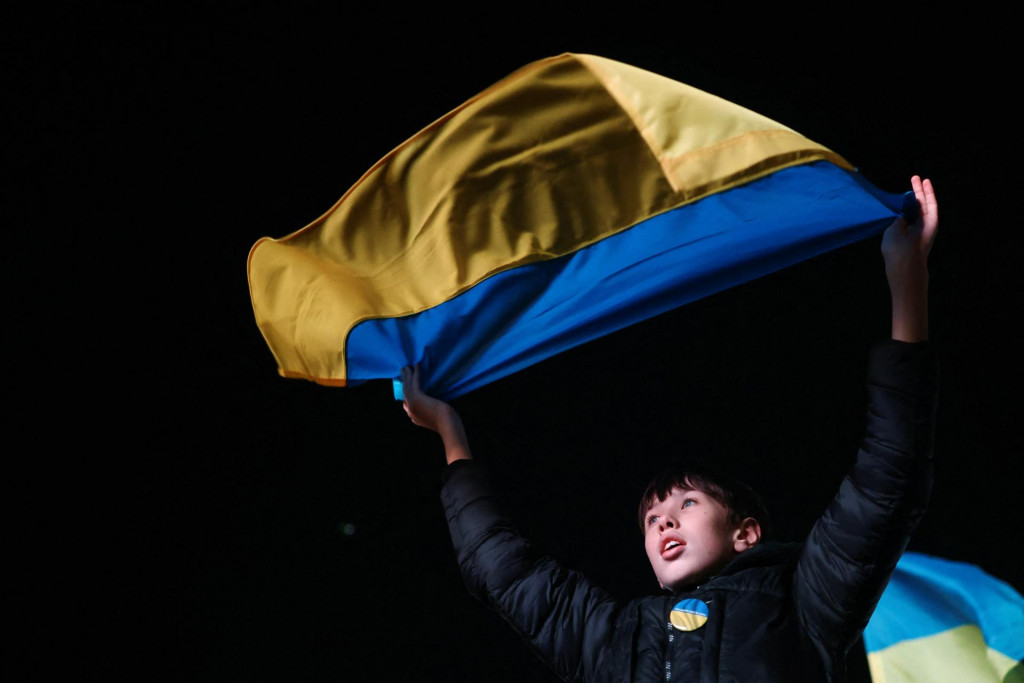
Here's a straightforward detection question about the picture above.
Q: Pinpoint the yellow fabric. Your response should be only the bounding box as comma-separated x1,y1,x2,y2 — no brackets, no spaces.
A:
866,624,1022,683
247,53,851,385
576,55,849,196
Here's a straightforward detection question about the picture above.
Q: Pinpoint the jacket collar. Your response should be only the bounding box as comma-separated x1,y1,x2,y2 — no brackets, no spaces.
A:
669,541,803,595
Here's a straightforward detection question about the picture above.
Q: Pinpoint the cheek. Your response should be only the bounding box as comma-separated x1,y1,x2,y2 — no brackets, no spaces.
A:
644,536,660,562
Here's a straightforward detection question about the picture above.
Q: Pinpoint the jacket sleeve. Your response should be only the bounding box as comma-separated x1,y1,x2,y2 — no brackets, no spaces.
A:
794,339,939,671
441,460,629,683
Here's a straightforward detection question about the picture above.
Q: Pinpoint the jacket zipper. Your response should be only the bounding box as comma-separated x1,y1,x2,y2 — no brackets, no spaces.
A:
665,588,707,681
664,620,674,681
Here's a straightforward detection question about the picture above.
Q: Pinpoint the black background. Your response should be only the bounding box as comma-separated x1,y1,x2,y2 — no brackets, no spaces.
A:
8,5,1021,681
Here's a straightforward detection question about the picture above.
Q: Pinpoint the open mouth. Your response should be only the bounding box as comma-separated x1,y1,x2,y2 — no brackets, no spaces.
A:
661,537,685,556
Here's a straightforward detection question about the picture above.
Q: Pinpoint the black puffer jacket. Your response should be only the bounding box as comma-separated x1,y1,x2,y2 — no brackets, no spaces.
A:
441,341,938,682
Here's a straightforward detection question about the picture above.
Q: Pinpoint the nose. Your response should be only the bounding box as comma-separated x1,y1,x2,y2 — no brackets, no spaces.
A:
660,517,676,531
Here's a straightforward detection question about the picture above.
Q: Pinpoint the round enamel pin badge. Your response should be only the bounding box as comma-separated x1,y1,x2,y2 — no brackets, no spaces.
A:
670,598,709,631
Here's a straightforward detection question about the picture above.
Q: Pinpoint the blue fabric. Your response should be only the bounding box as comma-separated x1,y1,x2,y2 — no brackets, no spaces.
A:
352,162,906,400
864,552,1024,660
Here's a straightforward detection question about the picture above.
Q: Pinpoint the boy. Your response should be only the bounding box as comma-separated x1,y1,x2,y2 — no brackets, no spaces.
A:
401,176,939,682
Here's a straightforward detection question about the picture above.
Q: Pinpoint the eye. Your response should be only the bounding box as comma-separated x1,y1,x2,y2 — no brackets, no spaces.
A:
682,498,696,508
646,514,659,526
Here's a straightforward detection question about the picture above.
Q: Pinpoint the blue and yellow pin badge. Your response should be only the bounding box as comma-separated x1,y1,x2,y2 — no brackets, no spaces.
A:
670,598,709,631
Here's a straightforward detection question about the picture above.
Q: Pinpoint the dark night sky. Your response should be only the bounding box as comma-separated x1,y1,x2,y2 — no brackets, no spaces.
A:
9,6,1022,681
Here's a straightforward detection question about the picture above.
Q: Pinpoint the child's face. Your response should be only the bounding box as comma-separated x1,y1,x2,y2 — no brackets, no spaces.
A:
643,487,743,592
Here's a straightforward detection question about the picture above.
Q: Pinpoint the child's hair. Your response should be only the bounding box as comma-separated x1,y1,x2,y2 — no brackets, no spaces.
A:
637,464,772,540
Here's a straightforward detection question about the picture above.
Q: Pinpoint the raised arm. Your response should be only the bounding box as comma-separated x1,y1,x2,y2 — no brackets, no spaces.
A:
793,177,940,673
401,365,626,682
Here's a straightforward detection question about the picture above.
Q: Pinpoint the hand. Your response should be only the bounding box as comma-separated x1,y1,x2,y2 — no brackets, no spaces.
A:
401,364,452,433
882,176,937,343
401,365,472,463
881,176,938,284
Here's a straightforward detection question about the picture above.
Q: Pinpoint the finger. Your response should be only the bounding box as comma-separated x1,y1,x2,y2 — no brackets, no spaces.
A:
881,218,905,250
409,363,422,393
885,216,907,232
918,178,937,246
399,367,413,402
921,178,937,219
913,176,931,212
910,175,925,216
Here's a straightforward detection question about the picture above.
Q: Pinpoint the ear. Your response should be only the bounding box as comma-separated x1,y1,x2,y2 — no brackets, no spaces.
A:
732,517,762,553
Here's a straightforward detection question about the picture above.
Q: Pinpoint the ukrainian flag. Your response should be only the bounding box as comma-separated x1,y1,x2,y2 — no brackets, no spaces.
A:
865,552,1024,682
248,53,912,398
